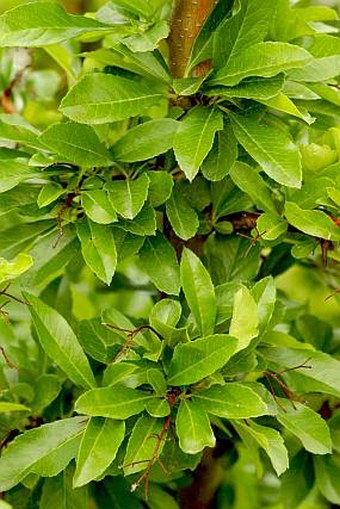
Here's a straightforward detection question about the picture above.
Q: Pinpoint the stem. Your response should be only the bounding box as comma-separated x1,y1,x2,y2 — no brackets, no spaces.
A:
168,0,219,78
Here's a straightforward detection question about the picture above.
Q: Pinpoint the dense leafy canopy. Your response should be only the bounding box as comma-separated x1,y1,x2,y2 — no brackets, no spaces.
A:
0,0,339,508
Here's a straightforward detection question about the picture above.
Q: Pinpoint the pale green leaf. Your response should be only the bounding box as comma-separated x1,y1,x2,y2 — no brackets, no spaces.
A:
193,383,268,419
0,113,42,149
180,248,216,337
106,174,149,220
0,253,33,284
173,106,223,181
176,399,215,454
39,122,113,167
251,277,276,334
37,183,65,208
167,334,237,386
314,455,340,505
74,417,125,487
145,398,170,418
257,213,287,241
0,417,86,492
124,20,169,53
0,402,30,413
0,3,112,47
147,171,173,208
123,415,165,475
285,202,340,241
165,188,199,241
210,42,312,87
277,400,332,455
60,74,167,124
81,190,118,224
139,231,180,295
230,112,302,188
233,420,288,476
112,119,178,162
229,162,278,214
258,92,314,124
23,292,96,390
75,386,155,419
206,75,284,101
76,220,117,285
230,286,259,353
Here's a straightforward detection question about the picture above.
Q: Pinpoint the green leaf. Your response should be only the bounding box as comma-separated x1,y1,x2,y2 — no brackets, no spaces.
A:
202,125,237,181
173,106,223,181
147,171,173,208
76,220,117,285
277,400,332,455
0,402,30,413
74,417,125,487
149,299,186,343
75,386,155,419
39,122,113,167
193,383,268,419
230,286,259,353
233,420,288,476
123,415,165,475
24,292,96,390
258,93,314,125
112,119,178,162
210,42,311,87
0,2,111,47
40,465,88,509
0,113,42,149
281,451,315,509
0,158,36,193
167,334,237,386
31,375,61,415
81,190,118,225
314,455,340,505
147,369,167,396
139,231,180,295
165,188,199,241
263,347,340,398
180,248,216,337
211,0,276,69
110,0,154,18
145,398,170,418
257,213,287,241
0,417,86,492
206,75,284,101
284,202,340,241
229,162,278,214
250,277,276,334
230,113,302,188
117,203,156,236
0,253,33,284
38,182,65,208
60,74,167,124
176,399,215,454
123,20,169,53
106,174,149,220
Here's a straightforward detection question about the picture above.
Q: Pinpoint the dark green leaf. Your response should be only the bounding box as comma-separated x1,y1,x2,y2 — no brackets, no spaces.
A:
165,188,199,241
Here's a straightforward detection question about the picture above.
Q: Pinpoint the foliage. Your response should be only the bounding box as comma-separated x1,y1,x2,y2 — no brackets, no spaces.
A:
0,0,339,508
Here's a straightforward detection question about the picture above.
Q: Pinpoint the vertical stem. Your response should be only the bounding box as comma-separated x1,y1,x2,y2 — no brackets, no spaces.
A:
168,0,218,78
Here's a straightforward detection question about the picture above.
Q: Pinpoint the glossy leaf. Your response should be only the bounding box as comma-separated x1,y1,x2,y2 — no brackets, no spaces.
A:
233,420,289,476
257,213,287,241
285,202,340,241
76,219,117,285
60,74,167,124
229,162,278,214
0,253,33,284
0,3,111,47
193,383,268,419
0,402,30,413
167,334,237,386
24,293,96,390
230,113,302,188
75,386,155,419
173,106,223,181
74,417,125,487
230,286,259,353
81,190,118,225
147,369,167,396
251,277,276,334
123,414,165,475
112,119,178,162
211,42,311,87
277,400,332,455
176,399,215,454
139,231,180,295
39,122,113,167
0,417,86,492
165,188,199,240
147,171,174,208
206,75,284,101
202,126,238,181
106,174,149,220
180,248,216,337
